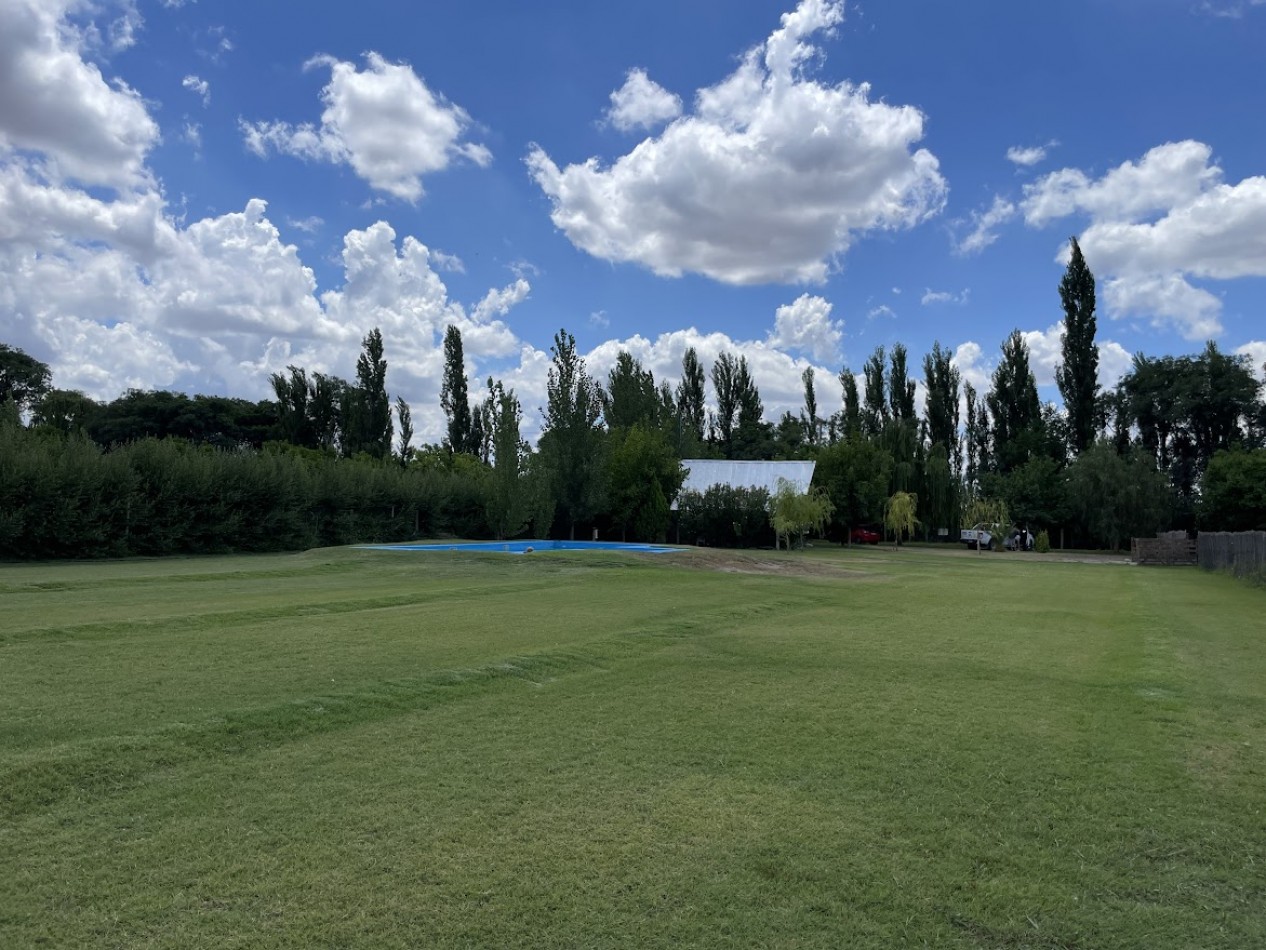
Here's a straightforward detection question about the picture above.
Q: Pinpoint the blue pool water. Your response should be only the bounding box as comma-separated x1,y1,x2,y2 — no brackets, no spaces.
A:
358,540,681,554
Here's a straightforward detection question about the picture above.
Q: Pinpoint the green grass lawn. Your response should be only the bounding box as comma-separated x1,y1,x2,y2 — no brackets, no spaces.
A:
2,545,1263,948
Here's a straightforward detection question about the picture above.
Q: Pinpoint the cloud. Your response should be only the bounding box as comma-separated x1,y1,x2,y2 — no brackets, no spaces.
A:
867,304,896,320
1022,140,1266,339
242,52,491,202
589,310,610,329
527,0,946,285
768,293,842,362
286,215,324,234
921,288,969,306
1006,145,1048,167
0,0,159,188
955,195,1016,255
429,249,464,273
605,68,682,132
182,74,210,106
181,121,201,152
1235,341,1266,382
1196,0,1266,17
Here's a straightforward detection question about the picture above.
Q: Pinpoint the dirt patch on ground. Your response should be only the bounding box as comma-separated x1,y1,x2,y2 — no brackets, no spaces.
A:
667,548,877,579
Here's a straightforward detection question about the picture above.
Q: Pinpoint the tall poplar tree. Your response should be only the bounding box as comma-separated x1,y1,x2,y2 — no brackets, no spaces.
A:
1056,237,1100,455
539,329,605,539
987,330,1043,474
710,352,740,457
345,327,392,459
862,345,888,437
440,325,473,454
675,348,707,444
801,367,820,446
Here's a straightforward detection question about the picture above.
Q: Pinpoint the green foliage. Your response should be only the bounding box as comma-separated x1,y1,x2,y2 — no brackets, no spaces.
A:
813,437,893,537
440,325,474,455
988,456,1067,532
674,348,707,449
484,380,531,539
1057,237,1100,456
987,330,1043,474
0,424,495,559
91,389,276,449
343,328,392,460
539,329,606,539
769,479,834,549
603,351,661,432
1119,343,1262,522
1034,529,1051,553
1199,447,1266,531
1066,441,1169,550
31,388,99,435
0,342,52,412
962,496,1010,531
607,424,685,542
884,490,920,546
676,485,773,548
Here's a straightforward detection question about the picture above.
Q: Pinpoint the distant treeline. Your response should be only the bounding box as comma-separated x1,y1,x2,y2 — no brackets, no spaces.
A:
2,237,1264,559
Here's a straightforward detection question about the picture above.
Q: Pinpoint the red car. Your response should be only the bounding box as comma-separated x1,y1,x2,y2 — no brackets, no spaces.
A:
849,527,881,545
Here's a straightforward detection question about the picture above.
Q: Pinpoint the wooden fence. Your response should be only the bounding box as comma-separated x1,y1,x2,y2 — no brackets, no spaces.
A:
1131,531,1197,566
1198,531,1266,580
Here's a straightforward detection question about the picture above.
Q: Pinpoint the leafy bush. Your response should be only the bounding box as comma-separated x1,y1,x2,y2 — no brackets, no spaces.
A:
1035,529,1051,554
677,485,773,548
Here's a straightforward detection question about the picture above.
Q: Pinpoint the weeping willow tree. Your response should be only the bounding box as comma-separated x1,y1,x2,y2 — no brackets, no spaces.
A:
770,479,835,551
884,491,920,549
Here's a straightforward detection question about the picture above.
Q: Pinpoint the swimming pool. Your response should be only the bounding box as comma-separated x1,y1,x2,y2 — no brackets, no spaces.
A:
358,540,682,554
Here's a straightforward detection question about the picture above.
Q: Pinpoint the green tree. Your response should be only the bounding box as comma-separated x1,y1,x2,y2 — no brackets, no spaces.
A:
1066,442,1169,550
345,328,392,459
603,351,660,431
814,437,893,539
990,456,1066,533
862,345,887,437
607,424,685,541
732,356,772,460
987,331,1043,474
395,397,414,465
440,325,473,455
1199,448,1266,531
676,347,707,446
484,379,530,539
710,352,740,457
770,479,834,550
838,366,861,442
884,491,920,548
0,343,52,413
32,389,99,435
539,329,606,539
801,367,820,447
1056,237,1100,455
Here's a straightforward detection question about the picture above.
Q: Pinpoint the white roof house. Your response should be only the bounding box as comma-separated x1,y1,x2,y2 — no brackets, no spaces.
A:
674,459,817,509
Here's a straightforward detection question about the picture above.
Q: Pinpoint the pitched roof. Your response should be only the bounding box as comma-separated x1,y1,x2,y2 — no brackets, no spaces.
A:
676,459,816,507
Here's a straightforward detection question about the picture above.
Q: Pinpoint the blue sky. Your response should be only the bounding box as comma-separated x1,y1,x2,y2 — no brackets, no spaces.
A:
2,0,1263,442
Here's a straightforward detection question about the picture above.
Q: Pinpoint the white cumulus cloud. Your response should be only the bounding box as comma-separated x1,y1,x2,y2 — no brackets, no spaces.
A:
241,52,491,202
768,293,842,363
0,0,159,188
527,0,946,285
605,68,682,132
1022,141,1266,340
